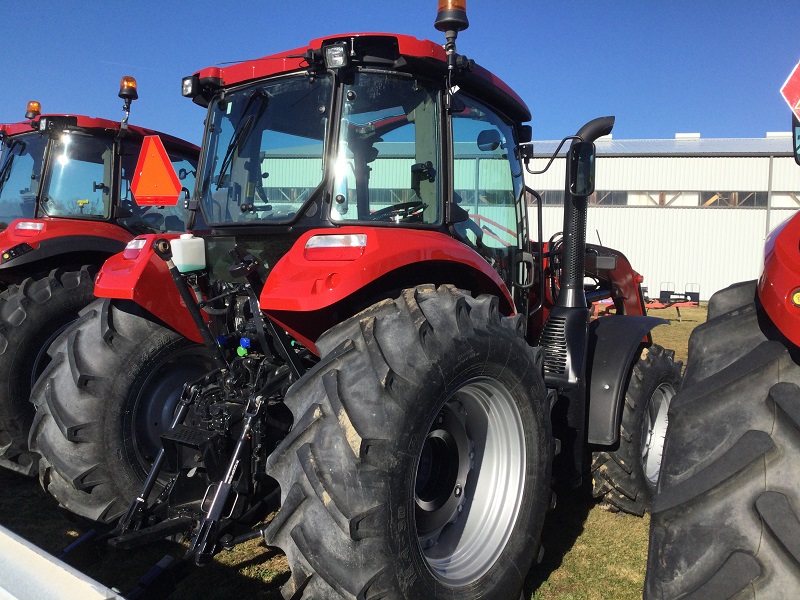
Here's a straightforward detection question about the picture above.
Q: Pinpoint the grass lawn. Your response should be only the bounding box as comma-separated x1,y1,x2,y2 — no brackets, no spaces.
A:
0,304,706,599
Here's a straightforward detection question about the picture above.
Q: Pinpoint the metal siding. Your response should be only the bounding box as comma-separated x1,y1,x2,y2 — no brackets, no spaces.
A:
533,205,797,301
524,156,800,192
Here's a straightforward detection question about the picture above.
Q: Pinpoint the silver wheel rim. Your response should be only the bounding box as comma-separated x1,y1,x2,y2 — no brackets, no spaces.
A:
414,377,526,586
642,383,676,487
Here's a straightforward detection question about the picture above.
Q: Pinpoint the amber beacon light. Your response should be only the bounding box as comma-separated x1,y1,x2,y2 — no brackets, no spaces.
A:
435,0,469,33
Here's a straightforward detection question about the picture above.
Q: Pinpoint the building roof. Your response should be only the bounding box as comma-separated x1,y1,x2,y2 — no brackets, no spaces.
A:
533,135,794,158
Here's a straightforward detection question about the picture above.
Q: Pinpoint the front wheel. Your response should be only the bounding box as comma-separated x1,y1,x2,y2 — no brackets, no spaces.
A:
264,285,553,599
591,344,681,516
29,298,216,523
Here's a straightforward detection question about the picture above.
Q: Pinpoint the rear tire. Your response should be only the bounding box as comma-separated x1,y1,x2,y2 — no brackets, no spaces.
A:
0,267,97,475
645,285,800,598
264,285,553,599
591,344,681,516
29,298,215,523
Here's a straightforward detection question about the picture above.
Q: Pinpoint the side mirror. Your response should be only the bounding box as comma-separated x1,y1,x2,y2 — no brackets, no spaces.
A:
793,115,800,167
568,141,596,196
477,129,503,152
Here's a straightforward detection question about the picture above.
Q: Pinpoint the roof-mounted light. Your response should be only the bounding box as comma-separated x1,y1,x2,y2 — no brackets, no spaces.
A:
181,75,198,98
118,76,139,102
25,101,41,120
323,42,349,69
435,0,469,34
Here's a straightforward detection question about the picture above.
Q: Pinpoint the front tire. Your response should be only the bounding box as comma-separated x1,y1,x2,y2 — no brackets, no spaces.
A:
264,285,553,599
645,283,800,598
29,298,215,523
591,344,681,516
0,267,97,476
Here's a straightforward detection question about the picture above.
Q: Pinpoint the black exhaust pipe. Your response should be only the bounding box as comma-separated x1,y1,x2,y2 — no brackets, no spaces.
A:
540,117,614,387
540,116,614,487
557,116,615,309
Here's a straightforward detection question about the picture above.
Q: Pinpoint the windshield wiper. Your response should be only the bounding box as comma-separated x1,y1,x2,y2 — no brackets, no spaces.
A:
215,90,270,188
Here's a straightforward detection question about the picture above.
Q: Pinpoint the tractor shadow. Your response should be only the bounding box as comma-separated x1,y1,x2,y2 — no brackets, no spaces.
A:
0,469,287,599
523,480,597,594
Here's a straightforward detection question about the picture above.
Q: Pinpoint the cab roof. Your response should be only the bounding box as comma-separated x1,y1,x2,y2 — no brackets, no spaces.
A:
188,32,531,124
0,115,199,154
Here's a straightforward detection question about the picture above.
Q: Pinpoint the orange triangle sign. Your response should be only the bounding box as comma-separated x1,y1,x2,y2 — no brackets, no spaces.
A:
130,135,182,206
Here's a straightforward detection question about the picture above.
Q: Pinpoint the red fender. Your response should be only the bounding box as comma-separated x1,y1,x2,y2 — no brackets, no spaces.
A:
759,211,800,347
93,233,205,343
0,218,131,266
260,227,514,352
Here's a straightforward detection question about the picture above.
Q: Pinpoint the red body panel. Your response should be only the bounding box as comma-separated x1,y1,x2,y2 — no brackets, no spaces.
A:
260,227,514,352
93,234,205,344
0,218,131,252
758,211,800,347
260,227,511,311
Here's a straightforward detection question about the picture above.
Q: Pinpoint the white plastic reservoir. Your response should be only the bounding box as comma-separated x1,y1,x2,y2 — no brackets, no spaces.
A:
171,233,206,273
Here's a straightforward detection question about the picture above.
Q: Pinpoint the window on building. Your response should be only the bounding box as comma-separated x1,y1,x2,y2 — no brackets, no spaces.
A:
701,191,767,207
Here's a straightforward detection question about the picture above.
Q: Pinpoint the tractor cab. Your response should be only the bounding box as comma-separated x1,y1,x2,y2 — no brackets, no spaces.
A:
182,33,533,314
0,89,198,234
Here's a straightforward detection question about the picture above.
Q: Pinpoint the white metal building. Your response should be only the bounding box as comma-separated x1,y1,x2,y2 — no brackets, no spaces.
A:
525,134,800,301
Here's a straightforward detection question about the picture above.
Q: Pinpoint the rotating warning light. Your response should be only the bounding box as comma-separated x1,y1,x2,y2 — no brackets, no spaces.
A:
435,0,469,33
25,101,41,120
119,76,139,101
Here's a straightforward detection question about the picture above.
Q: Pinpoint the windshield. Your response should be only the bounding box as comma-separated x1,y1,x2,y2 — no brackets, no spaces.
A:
0,133,47,227
331,72,440,224
199,74,332,225
40,132,113,219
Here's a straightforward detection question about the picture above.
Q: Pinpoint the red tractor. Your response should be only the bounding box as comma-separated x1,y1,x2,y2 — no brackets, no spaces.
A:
644,129,800,595
30,5,679,598
0,79,199,477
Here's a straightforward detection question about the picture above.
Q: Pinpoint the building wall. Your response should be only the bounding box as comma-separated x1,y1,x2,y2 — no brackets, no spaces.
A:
525,151,800,300
533,205,796,301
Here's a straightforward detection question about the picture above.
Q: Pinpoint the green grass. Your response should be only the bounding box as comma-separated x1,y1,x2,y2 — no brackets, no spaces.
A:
0,304,706,599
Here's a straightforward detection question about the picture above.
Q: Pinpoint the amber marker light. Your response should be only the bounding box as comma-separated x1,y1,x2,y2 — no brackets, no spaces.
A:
118,76,139,101
791,288,800,307
25,101,41,120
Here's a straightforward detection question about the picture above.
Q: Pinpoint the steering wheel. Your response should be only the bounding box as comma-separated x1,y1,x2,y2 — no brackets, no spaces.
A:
367,200,427,222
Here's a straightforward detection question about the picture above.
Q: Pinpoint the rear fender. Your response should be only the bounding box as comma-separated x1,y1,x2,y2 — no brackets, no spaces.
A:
759,211,800,347
260,227,514,352
93,233,204,343
0,218,129,275
586,314,667,445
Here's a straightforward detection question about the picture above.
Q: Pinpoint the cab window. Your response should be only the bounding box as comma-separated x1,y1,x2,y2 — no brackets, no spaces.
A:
331,71,440,224
451,95,523,250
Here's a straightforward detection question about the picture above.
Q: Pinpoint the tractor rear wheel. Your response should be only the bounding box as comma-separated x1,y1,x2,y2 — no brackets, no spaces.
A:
29,298,215,523
591,344,681,516
0,267,97,476
645,283,800,598
264,285,553,600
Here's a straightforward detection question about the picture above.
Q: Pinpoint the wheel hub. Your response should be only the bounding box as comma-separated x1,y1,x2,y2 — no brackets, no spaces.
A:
414,377,526,586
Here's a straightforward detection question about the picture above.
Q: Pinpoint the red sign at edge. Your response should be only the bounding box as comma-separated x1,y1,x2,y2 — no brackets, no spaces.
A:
780,61,800,121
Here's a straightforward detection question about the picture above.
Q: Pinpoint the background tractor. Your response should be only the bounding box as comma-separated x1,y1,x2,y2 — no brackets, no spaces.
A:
0,79,199,476
644,102,800,597
29,4,678,598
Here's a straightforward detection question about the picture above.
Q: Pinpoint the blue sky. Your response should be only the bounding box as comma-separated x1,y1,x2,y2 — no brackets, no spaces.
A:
2,1,799,145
